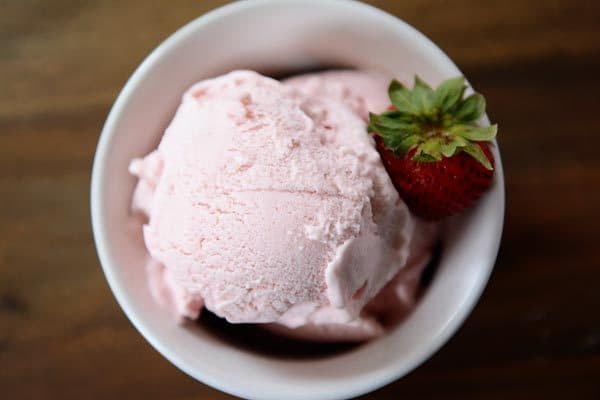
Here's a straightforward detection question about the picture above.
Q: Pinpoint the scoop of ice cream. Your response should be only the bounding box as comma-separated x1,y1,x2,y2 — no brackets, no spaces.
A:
131,70,420,330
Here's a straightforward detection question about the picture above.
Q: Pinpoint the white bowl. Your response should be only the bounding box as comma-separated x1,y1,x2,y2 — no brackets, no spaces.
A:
90,1,505,399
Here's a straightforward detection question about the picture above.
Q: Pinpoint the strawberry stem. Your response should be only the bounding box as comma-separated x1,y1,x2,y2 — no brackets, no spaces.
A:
369,76,497,170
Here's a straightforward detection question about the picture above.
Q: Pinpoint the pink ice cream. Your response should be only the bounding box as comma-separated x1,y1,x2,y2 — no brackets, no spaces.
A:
283,70,391,121
130,70,438,341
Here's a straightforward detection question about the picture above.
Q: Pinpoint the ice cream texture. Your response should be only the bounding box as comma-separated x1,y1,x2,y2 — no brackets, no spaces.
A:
130,70,438,341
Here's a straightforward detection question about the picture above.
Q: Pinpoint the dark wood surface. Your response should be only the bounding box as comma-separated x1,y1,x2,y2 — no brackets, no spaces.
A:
1,1,599,399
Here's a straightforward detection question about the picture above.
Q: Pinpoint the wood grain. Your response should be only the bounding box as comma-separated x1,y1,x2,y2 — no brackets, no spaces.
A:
1,1,599,399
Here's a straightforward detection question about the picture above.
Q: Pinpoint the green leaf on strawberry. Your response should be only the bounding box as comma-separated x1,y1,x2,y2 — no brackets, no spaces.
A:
370,76,497,171
434,76,466,112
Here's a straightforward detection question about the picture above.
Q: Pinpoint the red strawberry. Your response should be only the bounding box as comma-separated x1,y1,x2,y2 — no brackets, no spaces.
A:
368,76,497,220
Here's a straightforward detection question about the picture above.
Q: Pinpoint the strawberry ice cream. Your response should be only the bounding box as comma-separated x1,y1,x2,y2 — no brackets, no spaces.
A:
130,70,438,341
284,70,391,121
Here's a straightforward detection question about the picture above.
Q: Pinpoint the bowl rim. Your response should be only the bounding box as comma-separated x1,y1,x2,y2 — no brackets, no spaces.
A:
90,0,505,399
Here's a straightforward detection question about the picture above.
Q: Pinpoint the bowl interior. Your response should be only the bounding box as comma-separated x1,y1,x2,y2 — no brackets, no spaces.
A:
91,1,504,399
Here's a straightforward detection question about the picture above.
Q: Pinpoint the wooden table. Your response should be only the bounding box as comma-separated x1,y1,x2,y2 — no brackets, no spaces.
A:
2,1,599,398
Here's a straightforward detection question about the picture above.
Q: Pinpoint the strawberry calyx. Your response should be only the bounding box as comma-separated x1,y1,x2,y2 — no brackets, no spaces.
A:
368,76,497,170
